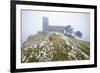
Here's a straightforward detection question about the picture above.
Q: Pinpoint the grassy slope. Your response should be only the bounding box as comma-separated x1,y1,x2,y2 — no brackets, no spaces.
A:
27,32,47,41
22,32,90,62
74,39,90,56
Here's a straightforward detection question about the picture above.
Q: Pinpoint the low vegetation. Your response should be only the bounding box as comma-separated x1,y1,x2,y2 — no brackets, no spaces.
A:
21,32,90,63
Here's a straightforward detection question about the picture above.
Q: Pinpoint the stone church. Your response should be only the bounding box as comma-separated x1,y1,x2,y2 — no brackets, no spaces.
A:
42,17,65,34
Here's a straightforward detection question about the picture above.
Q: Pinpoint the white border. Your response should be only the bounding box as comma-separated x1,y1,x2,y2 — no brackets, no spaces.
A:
16,4,94,69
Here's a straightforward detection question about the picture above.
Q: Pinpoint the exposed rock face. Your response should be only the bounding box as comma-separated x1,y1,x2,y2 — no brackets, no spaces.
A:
21,32,90,63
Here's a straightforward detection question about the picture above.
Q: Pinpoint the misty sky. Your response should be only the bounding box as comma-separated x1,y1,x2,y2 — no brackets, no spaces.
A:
21,10,90,43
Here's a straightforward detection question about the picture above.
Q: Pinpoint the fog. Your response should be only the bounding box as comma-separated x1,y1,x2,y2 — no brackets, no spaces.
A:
21,10,90,43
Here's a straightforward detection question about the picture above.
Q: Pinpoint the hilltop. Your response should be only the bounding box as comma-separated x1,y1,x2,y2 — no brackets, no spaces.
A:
21,32,90,63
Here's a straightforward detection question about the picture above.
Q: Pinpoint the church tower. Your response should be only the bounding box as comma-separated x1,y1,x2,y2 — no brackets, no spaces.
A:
43,17,49,32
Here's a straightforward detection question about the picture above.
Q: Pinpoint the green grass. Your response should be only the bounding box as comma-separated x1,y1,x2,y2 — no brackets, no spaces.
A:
49,33,68,49
73,38,90,56
22,32,90,63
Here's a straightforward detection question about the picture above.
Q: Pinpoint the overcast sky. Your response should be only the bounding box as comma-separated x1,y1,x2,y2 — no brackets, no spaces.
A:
21,10,90,43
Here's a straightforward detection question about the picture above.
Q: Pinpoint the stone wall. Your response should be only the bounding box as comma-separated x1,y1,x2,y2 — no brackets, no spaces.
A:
43,17,65,34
